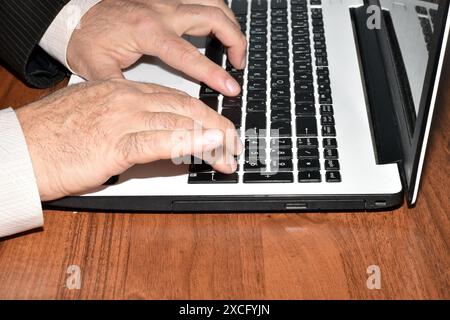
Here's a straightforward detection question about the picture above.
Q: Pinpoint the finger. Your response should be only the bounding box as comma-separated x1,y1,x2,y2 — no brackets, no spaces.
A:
120,128,237,173
136,93,243,155
150,33,241,96
196,145,238,173
181,0,239,26
174,4,247,69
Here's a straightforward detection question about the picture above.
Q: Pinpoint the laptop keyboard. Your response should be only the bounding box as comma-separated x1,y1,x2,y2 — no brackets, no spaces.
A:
189,0,341,184
416,5,438,52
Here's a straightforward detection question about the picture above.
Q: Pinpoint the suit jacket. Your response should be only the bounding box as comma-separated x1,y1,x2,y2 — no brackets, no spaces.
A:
0,0,69,88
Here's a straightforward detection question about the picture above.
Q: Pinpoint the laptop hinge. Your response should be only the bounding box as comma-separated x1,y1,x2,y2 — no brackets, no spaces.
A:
350,1,407,168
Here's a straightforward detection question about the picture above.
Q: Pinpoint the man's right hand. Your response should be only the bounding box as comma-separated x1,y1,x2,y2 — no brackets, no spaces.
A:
15,80,242,201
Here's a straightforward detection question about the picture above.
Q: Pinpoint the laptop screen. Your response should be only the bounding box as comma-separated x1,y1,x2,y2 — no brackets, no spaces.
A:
379,0,449,204
380,0,443,130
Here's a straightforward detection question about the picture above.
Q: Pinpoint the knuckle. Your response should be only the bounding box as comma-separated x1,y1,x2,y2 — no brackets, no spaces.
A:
134,13,159,34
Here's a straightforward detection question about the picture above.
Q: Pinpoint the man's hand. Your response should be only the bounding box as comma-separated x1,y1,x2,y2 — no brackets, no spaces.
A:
16,80,242,201
67,0,246,96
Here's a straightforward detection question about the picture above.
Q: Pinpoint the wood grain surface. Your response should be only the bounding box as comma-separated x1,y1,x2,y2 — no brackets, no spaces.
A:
0,57,448,299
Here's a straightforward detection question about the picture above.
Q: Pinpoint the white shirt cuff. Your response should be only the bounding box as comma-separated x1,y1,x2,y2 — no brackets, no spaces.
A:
0,108,43,238
39,0,102,73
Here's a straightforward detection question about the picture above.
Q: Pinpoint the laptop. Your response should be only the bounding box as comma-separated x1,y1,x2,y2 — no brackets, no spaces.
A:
49,0,449,212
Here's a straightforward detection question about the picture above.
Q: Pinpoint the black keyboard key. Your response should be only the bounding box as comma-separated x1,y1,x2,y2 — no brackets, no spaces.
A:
246,138,266,150
271,99,291,110
252,0,268,11
251,18,267,27
296,116,318,136
272,67,290,78
271,0,287,9
294,72,313,82
321,115,335,125
271,76,290,89
271,9,287,17
295,92,315,104
297,148,319,159
247,100,267,113
297,138,319,148
325,160,340,171
295,82,314,94
188,172,214,184
326,171,341,183
324,148,339,159
223,96,242,108
271,109,291,122
244,160,267,171
246,113,267,129
271,138,292,149
270,122,292,137
270,148,293,160
322,125,336,137
247,79,266,91
251,11,267,19
317,74,330,85
272,87,291,99
247,90,267,101
245,148,266,161
295,103,315,116
316,67,329,75
231,0,248,15
249,60,266,70
320,104,334,115
244,172,294,183
271,58,289,69
319,93,332,104
298,159,320,171
249,40,267,53
249,51,267,61
250,26,268,36
270,160,293,172
323,138,337,148
213,172,239,184
298,171,321,183
248,69,267,80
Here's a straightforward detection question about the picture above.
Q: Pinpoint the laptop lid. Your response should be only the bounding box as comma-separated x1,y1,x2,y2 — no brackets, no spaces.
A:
383,0,449,206
362,0,449,206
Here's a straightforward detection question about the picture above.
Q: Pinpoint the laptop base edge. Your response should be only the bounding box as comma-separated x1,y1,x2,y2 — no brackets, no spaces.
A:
45,192,404,212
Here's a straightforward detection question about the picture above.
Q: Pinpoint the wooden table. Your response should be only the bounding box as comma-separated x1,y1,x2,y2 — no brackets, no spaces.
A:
0,60,448,300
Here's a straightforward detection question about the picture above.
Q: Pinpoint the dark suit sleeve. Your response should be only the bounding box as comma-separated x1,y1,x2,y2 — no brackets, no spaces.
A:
0,0,70,88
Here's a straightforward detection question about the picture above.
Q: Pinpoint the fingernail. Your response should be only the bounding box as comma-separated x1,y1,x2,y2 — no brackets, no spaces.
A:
240,55,247,69
226,78,240,95
230,159,238,172
236,136,244,155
